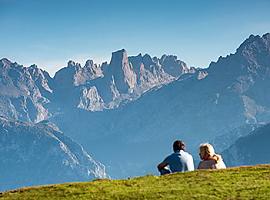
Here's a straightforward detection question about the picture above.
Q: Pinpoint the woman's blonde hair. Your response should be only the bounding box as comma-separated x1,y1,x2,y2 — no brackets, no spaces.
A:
199,143,221,163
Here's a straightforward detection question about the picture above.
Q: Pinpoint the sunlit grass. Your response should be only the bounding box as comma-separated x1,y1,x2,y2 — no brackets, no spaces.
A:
1,165,270,200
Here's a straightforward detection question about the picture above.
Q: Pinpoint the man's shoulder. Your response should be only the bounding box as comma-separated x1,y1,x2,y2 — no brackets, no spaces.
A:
167,151,193,160
163,153,175,162
166,153,176,159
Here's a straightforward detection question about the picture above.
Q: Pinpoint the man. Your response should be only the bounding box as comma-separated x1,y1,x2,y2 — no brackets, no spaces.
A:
157,140,194,175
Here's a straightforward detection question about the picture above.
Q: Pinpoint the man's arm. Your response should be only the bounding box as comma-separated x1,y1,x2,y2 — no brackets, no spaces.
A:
157,162,168,171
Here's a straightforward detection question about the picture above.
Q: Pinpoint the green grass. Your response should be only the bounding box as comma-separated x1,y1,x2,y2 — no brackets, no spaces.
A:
1,165,270,200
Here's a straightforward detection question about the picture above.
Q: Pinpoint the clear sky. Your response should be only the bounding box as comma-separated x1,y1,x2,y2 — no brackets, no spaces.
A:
1,0,270,76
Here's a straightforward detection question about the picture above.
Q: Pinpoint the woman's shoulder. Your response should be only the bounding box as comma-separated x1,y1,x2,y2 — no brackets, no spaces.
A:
198,160,216,169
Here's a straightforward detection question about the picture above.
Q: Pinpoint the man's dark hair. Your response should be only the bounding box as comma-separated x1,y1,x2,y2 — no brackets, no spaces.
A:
173,140,185,152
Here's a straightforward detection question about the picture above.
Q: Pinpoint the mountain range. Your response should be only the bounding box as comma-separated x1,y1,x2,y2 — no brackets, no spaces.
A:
1,33,270,185
51,33,270,177
0,49,192,120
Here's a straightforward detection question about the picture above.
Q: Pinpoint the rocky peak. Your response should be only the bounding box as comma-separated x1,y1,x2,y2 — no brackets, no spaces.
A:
128,54,143,70
0,59,50,122
159,55,188,77
29,64,38,69
28,64,42,77
152,56,159,63
107,49,137,93
160,55,177,63
160,54,168,63
0,58,12,67
73,59,103,86
236,33,270,56
54,61,80,87
142,54,155,69
67,60,76,67
237,34,260,51
83,59,102,76
28,64,53,95
262,33,270,42
67,60,81,71
109,49,129,67
208,33,270,77
129,53,143,61
235,34,270,75
84,59,94,68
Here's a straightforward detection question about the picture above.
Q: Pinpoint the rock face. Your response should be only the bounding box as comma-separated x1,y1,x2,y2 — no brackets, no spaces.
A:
0,49,189,119
53,60,103,88
28,64,53,98
108,49,137,93
78,86,105,111
0,116,107,191
222,123,270,167
0,59,50,122
52,49,191,111
207,33,270,124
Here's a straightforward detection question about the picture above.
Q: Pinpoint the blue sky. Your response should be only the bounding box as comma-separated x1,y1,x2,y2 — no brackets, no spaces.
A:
1,0,270,75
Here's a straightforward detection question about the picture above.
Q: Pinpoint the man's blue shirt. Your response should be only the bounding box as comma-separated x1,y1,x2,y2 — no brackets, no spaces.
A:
163,150,194,172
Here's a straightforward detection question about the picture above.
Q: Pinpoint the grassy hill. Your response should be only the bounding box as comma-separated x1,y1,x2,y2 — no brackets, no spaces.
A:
1,165,270,200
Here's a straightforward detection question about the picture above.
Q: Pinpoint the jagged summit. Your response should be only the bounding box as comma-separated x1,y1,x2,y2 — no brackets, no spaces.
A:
104,49,137,94
5,32,270,120
236,33,270,54
0,48,191,114
85,59,94,68
263,32,270,41
67,60,76,66
0,59,51,122
67,60,81,70
109,49,128,66
49,48,190,111
29,64,38,69
0,58,12,68
208,33,270,76
142,54,154,67
0,58,11,62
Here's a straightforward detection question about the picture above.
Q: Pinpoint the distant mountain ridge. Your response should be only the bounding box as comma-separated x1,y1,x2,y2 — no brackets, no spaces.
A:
52,49,192,111
0,50,192,121
0,59,51,122
0,116,107,191
1,33,270,179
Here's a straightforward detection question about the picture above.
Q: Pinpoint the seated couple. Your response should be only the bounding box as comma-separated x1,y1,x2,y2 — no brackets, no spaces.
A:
157,140,226,175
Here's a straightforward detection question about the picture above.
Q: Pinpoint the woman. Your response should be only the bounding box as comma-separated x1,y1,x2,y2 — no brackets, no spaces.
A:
197,143,226,169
